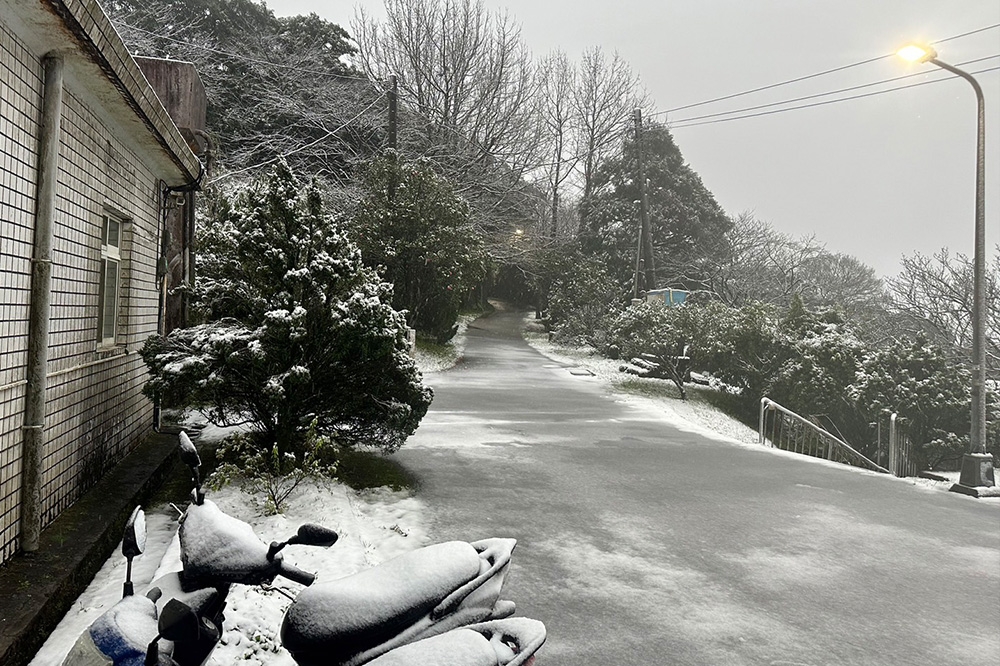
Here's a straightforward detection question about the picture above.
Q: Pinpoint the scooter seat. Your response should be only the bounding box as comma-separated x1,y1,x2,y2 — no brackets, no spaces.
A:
281,541,482,664
364,618,547,666
63,595,158,666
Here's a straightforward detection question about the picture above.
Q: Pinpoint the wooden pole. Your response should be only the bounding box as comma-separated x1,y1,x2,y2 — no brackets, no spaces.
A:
634,109,655,292
387,75,398,150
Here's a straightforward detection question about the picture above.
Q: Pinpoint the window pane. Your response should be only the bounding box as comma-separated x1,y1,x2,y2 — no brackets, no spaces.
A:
104,215,120,249
102,259,118,341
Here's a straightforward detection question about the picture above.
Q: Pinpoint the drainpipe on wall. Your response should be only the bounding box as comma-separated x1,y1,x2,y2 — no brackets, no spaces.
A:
20,53,64,553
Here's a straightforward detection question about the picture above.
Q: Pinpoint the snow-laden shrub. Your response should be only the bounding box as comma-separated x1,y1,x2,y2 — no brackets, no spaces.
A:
210,421,333,515
849,335,997,469
605,301,681,360
684,300,791,419
141,161,432,459
547,252,623,347
767,324,869,449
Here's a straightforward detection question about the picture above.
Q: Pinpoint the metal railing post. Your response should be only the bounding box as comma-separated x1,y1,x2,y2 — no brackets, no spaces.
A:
889,413,898,477
759,398,769,445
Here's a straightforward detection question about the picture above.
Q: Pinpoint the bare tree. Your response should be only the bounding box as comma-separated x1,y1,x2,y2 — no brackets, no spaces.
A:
352,0,547,256
574,47,650,204
353,0,540,174
537,50,579,237
888,247,999,375
797,252,889,339
703,212,823,307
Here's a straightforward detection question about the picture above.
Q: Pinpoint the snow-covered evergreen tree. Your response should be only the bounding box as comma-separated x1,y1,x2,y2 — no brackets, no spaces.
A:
352,152,488,343
579,121,732,292
141,162,432,457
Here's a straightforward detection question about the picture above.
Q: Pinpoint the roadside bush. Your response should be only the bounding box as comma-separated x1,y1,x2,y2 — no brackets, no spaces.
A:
768,326,869,446
210,421,333,514
605,302,682,360
849,336,980,469
686,300,790,420
546,251,623,347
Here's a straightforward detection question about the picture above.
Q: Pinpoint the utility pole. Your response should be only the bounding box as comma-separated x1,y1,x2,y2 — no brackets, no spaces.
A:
387,75,398,150
634,109,655,293
387,75,398,203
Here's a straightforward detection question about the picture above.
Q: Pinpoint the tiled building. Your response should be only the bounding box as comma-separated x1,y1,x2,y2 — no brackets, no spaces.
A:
0,0,202,565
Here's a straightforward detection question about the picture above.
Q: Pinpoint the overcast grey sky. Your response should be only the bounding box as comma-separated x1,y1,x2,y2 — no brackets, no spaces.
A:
274,0,999,277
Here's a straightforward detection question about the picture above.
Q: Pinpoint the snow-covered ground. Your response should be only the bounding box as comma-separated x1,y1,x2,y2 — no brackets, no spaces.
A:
410,312,478,373
521,315,1000,501
521,320,759,447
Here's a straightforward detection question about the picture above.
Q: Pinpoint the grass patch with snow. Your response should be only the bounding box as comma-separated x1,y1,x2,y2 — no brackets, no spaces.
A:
413,307,489,373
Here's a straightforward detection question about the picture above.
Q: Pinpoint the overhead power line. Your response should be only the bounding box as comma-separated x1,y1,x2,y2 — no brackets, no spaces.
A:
669,64,1000,129
654,22,1000,117
655,53,892,117
207,95,386,186
933,23,1000,44
115,21,376,84
672,54,999,125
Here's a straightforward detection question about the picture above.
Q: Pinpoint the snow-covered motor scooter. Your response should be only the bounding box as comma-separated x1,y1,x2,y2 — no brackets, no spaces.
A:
60,433,339,666
141,432,338,665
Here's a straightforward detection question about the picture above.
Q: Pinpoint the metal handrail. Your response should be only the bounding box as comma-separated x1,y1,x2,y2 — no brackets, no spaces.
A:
885,412,918,478
759,398,889,474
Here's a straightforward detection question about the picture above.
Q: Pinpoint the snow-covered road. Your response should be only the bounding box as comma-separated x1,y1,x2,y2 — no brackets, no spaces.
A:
396,308,1000,666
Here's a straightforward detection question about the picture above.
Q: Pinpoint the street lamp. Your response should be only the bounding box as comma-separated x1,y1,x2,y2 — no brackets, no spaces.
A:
898,43,994,494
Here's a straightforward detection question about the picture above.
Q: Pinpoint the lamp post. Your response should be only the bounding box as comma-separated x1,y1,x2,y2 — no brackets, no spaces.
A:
898,44,994,493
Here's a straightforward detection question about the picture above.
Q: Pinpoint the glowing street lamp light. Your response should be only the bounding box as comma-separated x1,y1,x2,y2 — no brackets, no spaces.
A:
896,44,937,63
898,43,994,494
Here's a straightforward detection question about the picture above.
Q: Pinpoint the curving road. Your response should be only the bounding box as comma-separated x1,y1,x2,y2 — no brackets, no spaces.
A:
396,308,1000,666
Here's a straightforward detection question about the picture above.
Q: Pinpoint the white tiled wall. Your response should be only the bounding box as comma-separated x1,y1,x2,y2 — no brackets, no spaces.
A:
0,16,162,564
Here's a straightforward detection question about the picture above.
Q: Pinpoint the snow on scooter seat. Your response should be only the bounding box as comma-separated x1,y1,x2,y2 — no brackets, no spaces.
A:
281,540,482,663
364,618,547,666
62,595,159,666
179,499,273,584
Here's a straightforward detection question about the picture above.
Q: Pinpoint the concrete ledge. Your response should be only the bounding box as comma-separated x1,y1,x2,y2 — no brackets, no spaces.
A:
950,483,1000,498
0,430,180,666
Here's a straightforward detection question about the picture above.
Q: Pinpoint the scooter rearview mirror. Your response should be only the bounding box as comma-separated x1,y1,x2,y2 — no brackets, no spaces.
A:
178,431,201,469
122,506,147,559
178,431,205,504
292,524,339,548
158,598,202,643
267,523,339,560
121,506,146,597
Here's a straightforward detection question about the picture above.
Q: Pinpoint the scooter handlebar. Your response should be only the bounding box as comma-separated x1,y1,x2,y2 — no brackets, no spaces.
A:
278,561,316,586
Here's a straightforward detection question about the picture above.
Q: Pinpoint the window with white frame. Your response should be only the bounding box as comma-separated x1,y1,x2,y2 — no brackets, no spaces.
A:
98,213,124,346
